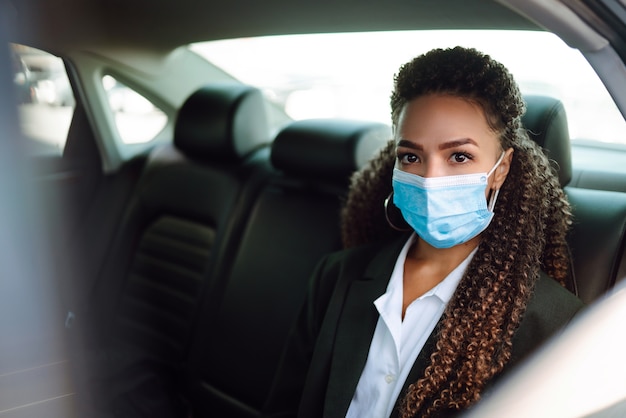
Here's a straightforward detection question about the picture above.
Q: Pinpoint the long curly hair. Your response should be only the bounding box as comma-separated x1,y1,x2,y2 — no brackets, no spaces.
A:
341,47,572,417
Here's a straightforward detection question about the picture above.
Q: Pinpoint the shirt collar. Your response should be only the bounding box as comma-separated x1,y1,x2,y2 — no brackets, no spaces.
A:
378,233,477,311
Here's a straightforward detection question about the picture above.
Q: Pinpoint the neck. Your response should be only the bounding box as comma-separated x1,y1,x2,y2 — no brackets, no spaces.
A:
408,234,480,267
401,234,480,318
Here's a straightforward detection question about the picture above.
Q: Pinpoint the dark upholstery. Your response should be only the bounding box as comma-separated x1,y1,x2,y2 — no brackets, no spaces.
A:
522,95,573,187
174,83,270,162
522,95,626,304
566,187,626,302
185,119,390,417
84,84,272,416
271,118,391,182
102,85,271,358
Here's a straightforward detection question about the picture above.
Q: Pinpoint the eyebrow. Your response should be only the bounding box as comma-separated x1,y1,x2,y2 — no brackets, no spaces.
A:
397,138,478,151
397,139,423,150
438,138,478,150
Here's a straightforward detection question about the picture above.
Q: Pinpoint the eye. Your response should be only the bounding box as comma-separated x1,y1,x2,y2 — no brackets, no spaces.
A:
398,153,419,164
450,152,473,164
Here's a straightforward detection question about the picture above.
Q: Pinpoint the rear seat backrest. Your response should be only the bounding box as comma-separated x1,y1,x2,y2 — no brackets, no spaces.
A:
522,95,626,304
185,118,391,417
566,188,626,301
86,83,271,363
522,95,573,188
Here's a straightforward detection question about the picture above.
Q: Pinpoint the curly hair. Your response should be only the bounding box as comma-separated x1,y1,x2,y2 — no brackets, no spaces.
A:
340,47,572,417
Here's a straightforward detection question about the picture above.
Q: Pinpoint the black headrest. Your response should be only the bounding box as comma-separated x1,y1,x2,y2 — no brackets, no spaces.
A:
271,119,391,182
522,95,572,187
174,83,269,162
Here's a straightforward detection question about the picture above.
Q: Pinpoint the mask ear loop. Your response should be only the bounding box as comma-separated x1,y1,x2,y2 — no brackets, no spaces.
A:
487,188,500,212
384,191,412,231
487,151,507,178
486,152,506,212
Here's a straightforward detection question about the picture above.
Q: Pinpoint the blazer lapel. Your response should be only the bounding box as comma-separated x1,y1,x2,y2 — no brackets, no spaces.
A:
323,234,410,417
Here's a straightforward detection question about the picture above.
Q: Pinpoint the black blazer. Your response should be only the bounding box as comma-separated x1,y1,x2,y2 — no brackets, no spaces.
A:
263,234,584,418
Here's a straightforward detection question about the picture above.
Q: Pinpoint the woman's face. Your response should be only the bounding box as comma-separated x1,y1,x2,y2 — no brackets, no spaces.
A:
395,94,513,188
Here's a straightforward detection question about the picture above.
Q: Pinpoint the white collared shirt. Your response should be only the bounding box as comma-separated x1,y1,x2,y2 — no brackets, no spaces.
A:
346,234,476,418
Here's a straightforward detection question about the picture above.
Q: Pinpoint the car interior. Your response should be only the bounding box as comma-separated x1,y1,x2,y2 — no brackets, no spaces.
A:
1,0,626,417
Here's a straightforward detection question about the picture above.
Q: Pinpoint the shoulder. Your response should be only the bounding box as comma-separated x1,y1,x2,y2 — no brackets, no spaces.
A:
316,233,408,279
307,233,409,312
526,272,585,325
310,240,387,298
511,272,585,364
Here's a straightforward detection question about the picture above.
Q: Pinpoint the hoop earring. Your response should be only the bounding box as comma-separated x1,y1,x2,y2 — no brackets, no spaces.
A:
384,191,412,232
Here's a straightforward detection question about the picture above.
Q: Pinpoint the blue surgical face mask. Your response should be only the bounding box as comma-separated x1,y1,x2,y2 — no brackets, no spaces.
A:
392,152,506,248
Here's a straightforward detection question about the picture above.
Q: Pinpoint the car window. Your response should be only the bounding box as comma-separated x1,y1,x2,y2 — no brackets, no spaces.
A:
102,75,168,144
11,43,74,156
191,30,626,146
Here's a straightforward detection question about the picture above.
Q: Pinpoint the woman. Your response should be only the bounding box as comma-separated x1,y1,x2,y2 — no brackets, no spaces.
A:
264,46,583,418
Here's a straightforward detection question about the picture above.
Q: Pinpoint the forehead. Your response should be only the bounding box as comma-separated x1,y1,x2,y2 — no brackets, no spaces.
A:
395,94,499,147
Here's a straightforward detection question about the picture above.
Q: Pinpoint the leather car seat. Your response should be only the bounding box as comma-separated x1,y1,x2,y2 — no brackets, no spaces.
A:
82,83,273,417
